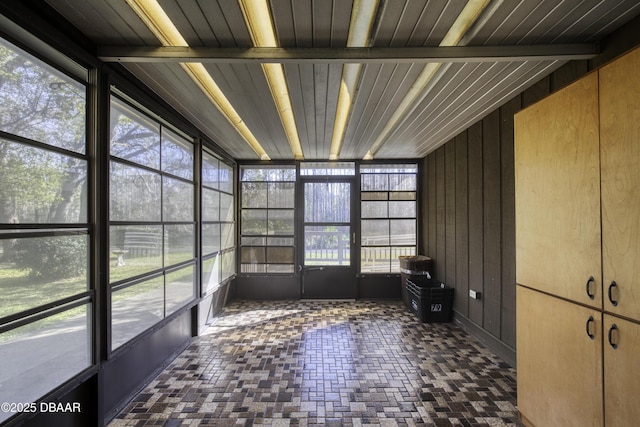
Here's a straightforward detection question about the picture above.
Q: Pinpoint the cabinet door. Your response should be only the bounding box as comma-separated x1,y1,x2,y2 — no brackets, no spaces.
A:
600,47,640,320
517,286,603,427
514,73,601,307
604,315,640,427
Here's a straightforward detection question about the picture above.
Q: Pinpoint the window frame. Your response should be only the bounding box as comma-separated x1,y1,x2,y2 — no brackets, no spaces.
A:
239,164,297,275
0,35,93,423
359,163,419,274
108,93,197,351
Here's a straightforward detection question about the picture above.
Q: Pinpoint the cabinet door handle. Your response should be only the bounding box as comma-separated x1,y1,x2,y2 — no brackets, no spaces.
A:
608,323,619,349
608,281,619,306
585,316,595,340
585,276,595,300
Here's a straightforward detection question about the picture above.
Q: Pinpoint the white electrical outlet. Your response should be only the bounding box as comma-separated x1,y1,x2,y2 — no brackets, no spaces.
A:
469,289,481,300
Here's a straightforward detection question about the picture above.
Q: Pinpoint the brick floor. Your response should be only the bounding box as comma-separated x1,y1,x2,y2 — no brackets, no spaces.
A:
108,300,522,426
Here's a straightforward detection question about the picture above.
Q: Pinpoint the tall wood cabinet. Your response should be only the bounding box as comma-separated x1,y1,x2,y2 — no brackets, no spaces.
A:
515,46,640,427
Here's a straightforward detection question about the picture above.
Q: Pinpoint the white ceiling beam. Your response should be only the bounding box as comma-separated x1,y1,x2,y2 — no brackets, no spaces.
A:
98,44,599,64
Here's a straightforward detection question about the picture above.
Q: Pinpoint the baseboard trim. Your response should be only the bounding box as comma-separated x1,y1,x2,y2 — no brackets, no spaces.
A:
453,312,516,368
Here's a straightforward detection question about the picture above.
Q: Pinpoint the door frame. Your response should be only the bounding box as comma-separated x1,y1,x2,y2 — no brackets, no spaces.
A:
296,174,358,299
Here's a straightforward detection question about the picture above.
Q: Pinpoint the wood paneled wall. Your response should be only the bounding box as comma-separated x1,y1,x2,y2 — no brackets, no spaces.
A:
420,13,640,365
420,61,591,363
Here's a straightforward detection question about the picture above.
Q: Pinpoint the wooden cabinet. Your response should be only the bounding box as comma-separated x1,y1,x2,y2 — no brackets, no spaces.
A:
603,315,640,427
517,286,603,427
600,47,640,321
514,72,601,308
515,46,640,427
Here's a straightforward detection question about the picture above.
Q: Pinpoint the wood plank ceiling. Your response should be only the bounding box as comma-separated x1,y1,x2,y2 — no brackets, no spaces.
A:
45,0,640,160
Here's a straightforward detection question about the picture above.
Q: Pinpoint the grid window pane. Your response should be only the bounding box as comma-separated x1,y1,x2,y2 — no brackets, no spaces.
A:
242,236,266,246
221,250,235,281
110,98,160,168
221,223,234,250
361,192,388,201
360,164,417,273
202,152,219,189
241,247,266,263
304,225,350,266
0,234,88,319
220,193,234,223
269,210,294,235
300,162,355,176
111,277,164,349
361,201,388,218
389,173,416,191
304,182,350,222
391,246,416,270
242,167,295,181
361,220,390,246
110,162,161,222
0,304,91,423
268,236,294,246
0,139,87,223
164,224,194,266
389,191,416,200
202,255,220,294
267,246,295,264
241,209,267,235
161,129,193,180
0,39,86,154
242,264,266,273
389,201,416,218
269,182,295,208
202,223,221,255
203,188,220,222
361,174,388,191
240,166,295,274
390,220,416,245
266,264,295,273
109,225,163,283
360,246,416,274
163,177,193,222
166,265,195,315
361,247,391,273
242,182,268,208
219,162,233,193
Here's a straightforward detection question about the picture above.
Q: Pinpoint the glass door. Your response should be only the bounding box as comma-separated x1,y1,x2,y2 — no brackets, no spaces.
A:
299,179,356,298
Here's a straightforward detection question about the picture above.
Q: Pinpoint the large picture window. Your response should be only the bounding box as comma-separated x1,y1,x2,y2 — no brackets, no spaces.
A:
360,164,418,273
109,96,196,350
0,37,91,423
240,166,296,273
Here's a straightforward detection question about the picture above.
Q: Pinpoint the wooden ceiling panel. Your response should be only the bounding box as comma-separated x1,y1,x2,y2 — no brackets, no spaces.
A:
42,0,640,160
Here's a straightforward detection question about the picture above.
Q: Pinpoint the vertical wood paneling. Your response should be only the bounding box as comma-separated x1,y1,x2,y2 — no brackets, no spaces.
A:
522,75,550,108
552,60,590,91
445,142,456,289
435,146,446,280
420,157,429,253
455,133,469,317
420,39,637,362
428,154,437,258
468,121,484,325
500,96,520,348
483,110,502,337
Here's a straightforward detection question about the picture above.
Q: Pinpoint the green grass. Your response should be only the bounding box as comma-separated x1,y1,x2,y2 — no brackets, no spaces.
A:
0,250,194,321
0,262,88,342
0,261,86,319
